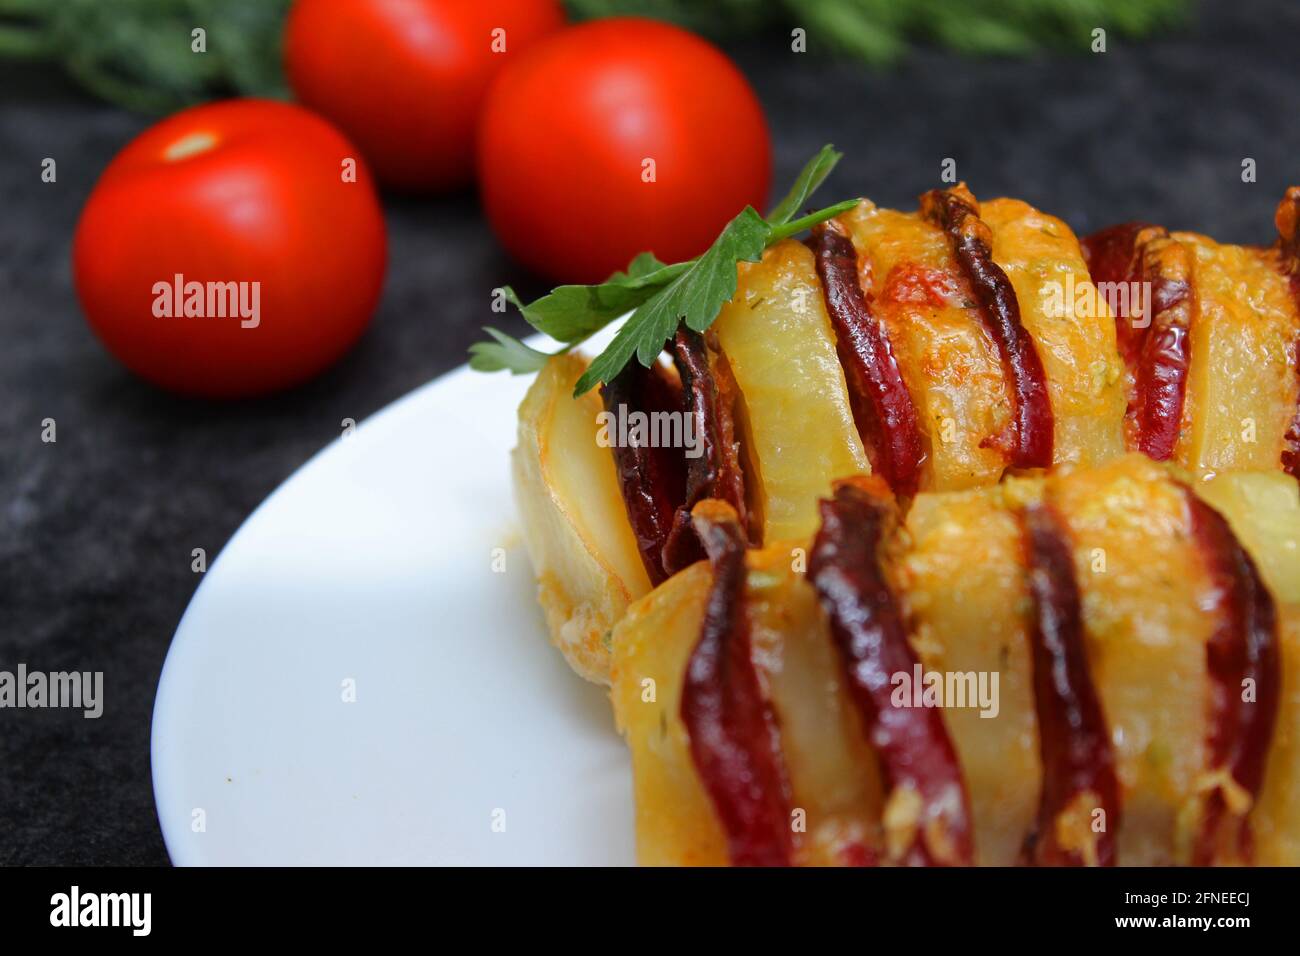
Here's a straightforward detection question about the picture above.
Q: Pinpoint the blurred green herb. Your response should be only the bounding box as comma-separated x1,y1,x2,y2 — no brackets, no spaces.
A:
0,0,291,113
0,0,1190,114
567,0,1192,62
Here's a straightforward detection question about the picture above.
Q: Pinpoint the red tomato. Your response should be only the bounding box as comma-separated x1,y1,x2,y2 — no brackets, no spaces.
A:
477,17,771,284
73,99,386,398
284,0,566,192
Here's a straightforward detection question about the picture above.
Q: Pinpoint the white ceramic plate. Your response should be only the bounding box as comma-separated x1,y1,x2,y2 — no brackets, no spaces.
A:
151,342,635,865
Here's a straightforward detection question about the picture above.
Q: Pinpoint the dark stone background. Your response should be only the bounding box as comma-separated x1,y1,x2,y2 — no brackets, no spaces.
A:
0,0,1296,865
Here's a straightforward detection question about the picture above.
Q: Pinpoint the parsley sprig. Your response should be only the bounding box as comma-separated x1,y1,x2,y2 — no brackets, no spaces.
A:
469,144,857,396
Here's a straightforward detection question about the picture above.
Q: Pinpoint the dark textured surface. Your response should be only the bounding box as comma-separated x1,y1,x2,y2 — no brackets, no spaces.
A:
1,0,1296,865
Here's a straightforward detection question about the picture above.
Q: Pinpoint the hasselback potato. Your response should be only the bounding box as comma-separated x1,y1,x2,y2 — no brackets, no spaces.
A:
515,184,1300,684
610,456,1300,866
510,184,1300,865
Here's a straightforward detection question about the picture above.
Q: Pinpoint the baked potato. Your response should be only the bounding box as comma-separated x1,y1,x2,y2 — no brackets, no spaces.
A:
610,456,1300,866
515,185,1300,685
506,180,1300,866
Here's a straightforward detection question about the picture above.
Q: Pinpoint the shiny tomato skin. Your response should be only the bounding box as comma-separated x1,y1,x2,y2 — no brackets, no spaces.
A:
73,99,387,398
477,17,772,284
284,0,566,192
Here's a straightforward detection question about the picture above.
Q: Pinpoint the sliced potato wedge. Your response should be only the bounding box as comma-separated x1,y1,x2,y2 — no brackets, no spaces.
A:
610,562,726,864
1255,607,1300,866
1047,455,1216,864
982,198,1127,468
513,354,651,684
748,544,885,866
839,201,1011,490
713,239,870,542
1176,233,1299,471
612,543,885,866
899,481,1040,865
1196,468,1300,605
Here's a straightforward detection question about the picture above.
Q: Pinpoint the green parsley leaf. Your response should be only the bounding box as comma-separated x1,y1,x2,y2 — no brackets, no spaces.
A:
500,259,690,344
467,327,553,374
574,206,770,396
571,197,856,396
610,251,672,281
766,144,843,226
470,144,856,395
767,198,861,242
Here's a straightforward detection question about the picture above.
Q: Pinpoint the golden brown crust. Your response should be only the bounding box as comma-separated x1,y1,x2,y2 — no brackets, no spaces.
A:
611,456,1300,866
514,187,1300,690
